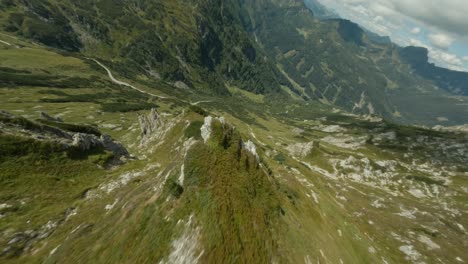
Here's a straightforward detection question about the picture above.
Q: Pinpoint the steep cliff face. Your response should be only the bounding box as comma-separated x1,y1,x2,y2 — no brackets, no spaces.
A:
0,0,287,95
400,46,468,95
235,0,468,125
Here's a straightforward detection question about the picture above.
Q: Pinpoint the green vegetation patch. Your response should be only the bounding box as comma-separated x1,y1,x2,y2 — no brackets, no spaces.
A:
406,175,446,186
183,120,283,262
188,105,209,117
184,120,203,140
36,119,101,136
100,102,158,113
0,69,103,88
0,134,64,160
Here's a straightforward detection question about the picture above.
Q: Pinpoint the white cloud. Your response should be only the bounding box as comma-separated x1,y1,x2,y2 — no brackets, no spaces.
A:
318,0,468,72
369,2,398,17
430,49,465,71
327,0,468,37
463,56,468,62
427,33,455,50
409,38,424,47
411,27,421,34
389,0,468,37
406,38,465,71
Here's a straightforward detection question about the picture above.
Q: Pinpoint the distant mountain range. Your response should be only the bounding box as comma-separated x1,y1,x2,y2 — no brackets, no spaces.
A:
303,0,339,19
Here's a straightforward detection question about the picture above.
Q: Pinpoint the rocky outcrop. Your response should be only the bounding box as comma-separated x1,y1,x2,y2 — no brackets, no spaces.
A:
433,124,468,134
286,142,315,158
138,108,163,137
70,133,129,158
100,134,129,157
137,108,182,151
173,81,190,90
200,116,226,143
0,111,129,159
72,133,102,150
0,110,14,119
243,140,259,159
200,116,213,143
39,112,63,123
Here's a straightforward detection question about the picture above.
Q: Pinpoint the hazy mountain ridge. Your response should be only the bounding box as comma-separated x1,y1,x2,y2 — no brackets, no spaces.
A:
302,0,468,96
241,0,468,125
303,0,339,19
400,46,468,95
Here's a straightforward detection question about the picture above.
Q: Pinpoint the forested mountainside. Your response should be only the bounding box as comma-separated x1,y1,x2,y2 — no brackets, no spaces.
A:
1,0,468,125
0,0,467,263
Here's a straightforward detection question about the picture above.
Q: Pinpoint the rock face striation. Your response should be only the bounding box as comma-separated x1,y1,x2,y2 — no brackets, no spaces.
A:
138,108,163,137
71,133,128,157
200,116,213,143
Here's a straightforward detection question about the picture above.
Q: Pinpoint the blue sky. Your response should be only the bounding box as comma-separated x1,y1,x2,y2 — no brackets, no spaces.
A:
317,0,468,72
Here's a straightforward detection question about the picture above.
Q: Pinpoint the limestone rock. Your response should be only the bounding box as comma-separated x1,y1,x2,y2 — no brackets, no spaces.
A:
138,108,163,136
286,141,314,158
72,133,102,151
174,81,189,90
200,116,213,143
243,140,259,159
39,112,63,123
100,134,129,157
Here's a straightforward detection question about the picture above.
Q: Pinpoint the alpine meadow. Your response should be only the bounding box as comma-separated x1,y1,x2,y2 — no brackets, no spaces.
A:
0,0,467,263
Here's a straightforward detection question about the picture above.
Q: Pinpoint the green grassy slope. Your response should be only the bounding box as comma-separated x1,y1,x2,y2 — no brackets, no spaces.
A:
0,47,466,263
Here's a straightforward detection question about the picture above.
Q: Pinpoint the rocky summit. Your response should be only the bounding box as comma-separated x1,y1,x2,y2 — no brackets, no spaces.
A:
0,0,467,263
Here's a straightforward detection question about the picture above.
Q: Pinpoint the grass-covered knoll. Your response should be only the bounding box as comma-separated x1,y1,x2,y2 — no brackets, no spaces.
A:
183,119,283,262
0,96,466,263
184,120,204,140
0,133,115,258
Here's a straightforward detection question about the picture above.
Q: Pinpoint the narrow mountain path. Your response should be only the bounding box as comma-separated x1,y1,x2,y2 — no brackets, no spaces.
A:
0,39,12,46
89,58,167,99
190,100,212,106
90,58,211,106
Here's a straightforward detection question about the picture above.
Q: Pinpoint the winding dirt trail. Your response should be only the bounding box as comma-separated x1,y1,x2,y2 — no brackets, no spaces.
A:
90,59,211,106
90,59,167,99
0,39,12,46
